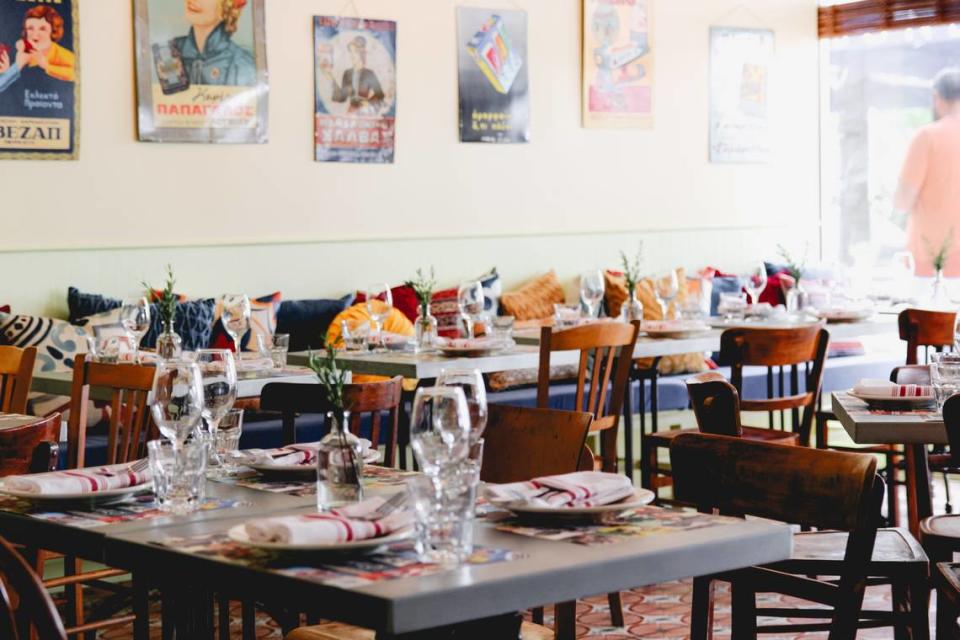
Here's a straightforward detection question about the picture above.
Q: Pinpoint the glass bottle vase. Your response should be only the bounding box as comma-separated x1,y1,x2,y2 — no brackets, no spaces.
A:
619,290,645,323
415,306,438,352
156,321,183,360
316,411,364,511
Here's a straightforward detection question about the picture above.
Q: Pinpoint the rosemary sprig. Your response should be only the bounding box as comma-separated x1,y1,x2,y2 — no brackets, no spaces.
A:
619,243,643,295
141,264,178,328
308,340,361,484
404,267,437,314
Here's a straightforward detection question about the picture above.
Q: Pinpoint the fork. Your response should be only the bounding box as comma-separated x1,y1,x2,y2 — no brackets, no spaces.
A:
366,491,408,520
128,459,150,474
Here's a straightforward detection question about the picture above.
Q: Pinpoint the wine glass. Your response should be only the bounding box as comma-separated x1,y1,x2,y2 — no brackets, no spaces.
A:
195,349,237,469
579,271,605,319
120,297,151,363
221,294,251,355
653,271,680,319
741,264,768,307
437,368,488,447
365,283,393,352
457,281,485,339
409,386,471,476
150,359,205,450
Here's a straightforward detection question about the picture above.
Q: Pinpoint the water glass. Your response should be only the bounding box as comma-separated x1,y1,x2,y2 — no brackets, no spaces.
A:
268,333,289,368
491,316,515,347
741,264,768,306
554,303,581,328
932,353,960,411
365,284,393,352
341,319,370,351
579,270,605,319
221,294,251,354
654,270,680,319
151,359,205,446
407,462,480,566
86,334,130,364
717,292,748,321
216,409,244,474
437,368,488,446
409,386,471,475
195,349,237,467
147,439,208,515
119,298,152,364
458,281,485,339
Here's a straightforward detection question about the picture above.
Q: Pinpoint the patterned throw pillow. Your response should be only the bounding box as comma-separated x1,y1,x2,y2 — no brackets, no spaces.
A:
67,287,122,324
500,270,565,321
209,292,281,352
0,312,88,373
430,286,460,338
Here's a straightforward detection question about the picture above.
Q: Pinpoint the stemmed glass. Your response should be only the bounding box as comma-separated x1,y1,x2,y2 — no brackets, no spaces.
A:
741,264,768,307
409,386,471,476
580,271,605,319
437,368,488,458
458,281,485,339
221,294,251,355
150,359,205,450
365,284,393,352
654,271,680,319
195,349,238,470
120,298,151,363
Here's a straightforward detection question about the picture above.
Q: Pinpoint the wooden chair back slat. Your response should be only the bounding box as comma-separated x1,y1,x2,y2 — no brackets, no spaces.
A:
66,354,157,469
899,308,957,365
0,536,67,640
686,373,743,437
480,404,593,484
260,376,403,467
536,322,640,472
0,346,36,415
0,414,61,477
671,432,878,530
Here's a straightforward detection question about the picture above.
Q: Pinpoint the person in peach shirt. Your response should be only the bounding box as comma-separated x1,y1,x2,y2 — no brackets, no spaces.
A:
18,5,75,83
896,68,960,277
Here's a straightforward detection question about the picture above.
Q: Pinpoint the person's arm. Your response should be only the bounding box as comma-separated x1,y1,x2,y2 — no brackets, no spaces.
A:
330,70,348,103
895,129,930,214
0,50,19,93
366,70,384,101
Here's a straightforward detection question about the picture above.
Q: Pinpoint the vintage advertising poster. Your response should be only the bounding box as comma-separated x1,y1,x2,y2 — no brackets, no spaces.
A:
456,8,529,144
134,0,268,143
709,27,774,164
0,0,79,159
314,16,397,164
582,0,654,129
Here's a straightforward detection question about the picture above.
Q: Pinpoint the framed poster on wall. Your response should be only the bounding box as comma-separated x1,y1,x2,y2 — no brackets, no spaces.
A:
0,0,79,159
314,16,397,164
456,7,530,144
709,26,774,164
582,0,654,129
134,0,268,143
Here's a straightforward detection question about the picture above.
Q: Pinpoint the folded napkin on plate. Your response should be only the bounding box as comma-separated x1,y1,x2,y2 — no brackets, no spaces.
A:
484,471,635,508
242,439,373,467
853,379,934,398
244,496,412,545
4,463,150,495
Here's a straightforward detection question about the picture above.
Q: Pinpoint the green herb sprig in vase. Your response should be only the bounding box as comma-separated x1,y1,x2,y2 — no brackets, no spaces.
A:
619,244,644,322
142,264,181,360
925,231,953,305
777,245,808,314
309,343,364,510
405,267,438,352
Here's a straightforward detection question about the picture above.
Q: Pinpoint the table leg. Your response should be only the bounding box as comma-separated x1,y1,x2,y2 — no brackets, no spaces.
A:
905,444,933,538
132,573,150,640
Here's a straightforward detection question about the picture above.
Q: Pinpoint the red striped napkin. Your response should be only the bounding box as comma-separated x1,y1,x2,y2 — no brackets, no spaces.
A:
5,463,150,495
244,497,412,545
485,471,635,508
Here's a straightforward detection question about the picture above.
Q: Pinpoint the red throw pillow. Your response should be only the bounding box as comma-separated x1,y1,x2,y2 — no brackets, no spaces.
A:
759,272,789,307
0,305,9,314
355,285,419,323
430,287,460,338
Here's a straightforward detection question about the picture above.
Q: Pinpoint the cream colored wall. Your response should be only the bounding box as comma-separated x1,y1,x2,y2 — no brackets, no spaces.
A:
0,0,820,316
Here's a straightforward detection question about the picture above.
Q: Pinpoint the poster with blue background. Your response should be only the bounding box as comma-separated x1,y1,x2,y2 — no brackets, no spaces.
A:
0,0,79,159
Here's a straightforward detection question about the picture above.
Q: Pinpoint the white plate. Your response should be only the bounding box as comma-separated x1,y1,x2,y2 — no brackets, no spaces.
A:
0,481,152,504
815,310,873,324
227,524,413,552
643,329,712,339
847,391,935,406
504,488,655,517
246,449,381,477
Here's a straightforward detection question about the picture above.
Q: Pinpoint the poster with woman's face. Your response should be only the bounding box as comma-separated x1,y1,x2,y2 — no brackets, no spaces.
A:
0,0,79,160
314,16,397,164
134,0,268,143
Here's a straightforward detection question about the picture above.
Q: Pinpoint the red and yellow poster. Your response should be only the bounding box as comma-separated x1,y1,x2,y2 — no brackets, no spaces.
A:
0,0,79,159
134,0,268,143
582,0,655,129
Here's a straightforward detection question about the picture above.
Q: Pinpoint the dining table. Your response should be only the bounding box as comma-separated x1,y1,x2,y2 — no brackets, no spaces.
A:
831,391,943,537
0,464,793,640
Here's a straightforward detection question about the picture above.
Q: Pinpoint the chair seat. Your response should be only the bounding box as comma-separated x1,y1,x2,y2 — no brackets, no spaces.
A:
771,528,927,574
921,514,960,544
647,426,798,445
285,621,554,640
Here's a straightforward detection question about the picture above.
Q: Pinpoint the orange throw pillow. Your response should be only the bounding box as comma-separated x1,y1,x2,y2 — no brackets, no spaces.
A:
500,271,565,321
326,301,414,347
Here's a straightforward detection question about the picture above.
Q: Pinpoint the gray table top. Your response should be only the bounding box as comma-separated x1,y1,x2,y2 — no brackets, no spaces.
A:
831,391,946,445
288,346,579,380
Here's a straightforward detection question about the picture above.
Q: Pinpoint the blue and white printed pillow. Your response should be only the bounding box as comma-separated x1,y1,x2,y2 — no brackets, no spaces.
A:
0,312,89,373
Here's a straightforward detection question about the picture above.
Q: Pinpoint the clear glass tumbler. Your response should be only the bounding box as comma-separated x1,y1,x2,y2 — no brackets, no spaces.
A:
147,439,208,515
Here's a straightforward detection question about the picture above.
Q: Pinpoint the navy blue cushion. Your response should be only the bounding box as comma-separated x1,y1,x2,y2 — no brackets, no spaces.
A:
709,276,742,316
68,287,121,323
277,295,354,352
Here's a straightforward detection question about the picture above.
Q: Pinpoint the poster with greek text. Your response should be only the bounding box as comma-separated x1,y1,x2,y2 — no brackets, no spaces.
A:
134,0,268,143
0,0,79,159
456,8,529,144
709,27,774,164
314,16,397,164
582,0,654,129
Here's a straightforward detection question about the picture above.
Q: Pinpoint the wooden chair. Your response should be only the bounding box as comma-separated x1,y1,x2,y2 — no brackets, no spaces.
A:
673,432,930,639
0,346,36,414
0,536,67,640
260,376,403,467
536,321,640,473
919,395,960,564
643,327,828,496
0,413,60,477
899,308,957,365
935,562,960,640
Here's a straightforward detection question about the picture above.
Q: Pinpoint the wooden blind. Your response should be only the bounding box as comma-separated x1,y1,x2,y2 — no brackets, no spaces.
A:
819,1,960,37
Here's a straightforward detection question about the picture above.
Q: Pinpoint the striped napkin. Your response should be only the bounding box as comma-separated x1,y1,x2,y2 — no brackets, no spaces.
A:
4,463,150,495
244,497,412,545
484,471,635,508
241,439,373,467
853,379,934,399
